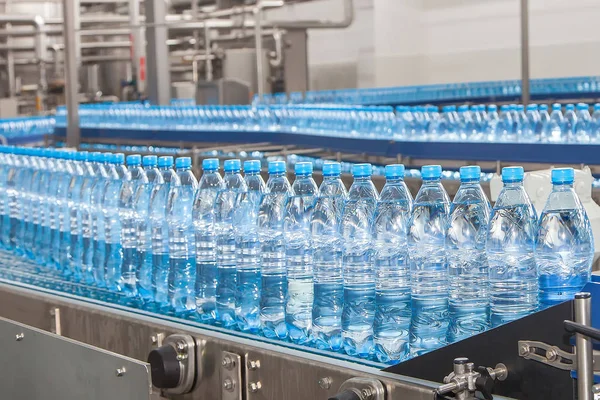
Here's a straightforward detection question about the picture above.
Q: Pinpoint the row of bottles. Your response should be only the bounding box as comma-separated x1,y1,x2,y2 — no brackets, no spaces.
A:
0,146,593,364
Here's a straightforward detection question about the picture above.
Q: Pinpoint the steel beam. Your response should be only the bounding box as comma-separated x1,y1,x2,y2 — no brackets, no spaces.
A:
62,0,80,147
520,0,530,105
145,0,171,105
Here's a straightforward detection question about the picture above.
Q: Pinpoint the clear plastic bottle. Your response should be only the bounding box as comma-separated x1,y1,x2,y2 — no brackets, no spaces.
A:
523,104,539,142
16,149,37,258
408,165,450,356
91,152,111,287
192,158,223,323
285,161,318,344
546,103,565,143
592,103,600,142
58,151,77,274
104,153,129,294
515,104,528,140
215,159,247,328
497,105,514,142
52,151,75,271
485,105,499,142
234,159,266,333
28,149,48,263
564,103,577,142
152,156,177,311
536,168,594,308
372,164,413,363
258,160,293,340
137,155,163,306
447,166,491,343
311,162,347,351
340,163,379,358
64,151,87,281
538,104,551,142
573,103,592,143
167,157,198,316
487,166,538,326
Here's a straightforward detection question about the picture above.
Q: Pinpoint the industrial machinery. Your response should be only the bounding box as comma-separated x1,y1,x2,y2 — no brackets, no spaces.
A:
0,272,598,399
0,0,354,114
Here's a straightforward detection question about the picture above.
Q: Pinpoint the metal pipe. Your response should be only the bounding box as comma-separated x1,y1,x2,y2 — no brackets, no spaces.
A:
4,0,15,97
63,0,81,147
520,0,530,105
254,5,265,98
204,23,212,81
195,0,284,19
574,292,593,400
82,55,132,63
0,41,131,52
269,30,284,68
267,0,354,29
130,0,145,95
0,15,47,109
49,44,61,77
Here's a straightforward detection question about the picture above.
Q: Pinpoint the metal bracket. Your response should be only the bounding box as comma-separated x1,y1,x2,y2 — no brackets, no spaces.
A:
163,334,197,394
49,307,61,335
221,351,243,400
518,340,577,370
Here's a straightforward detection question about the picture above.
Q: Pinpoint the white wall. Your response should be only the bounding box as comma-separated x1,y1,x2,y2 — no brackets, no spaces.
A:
282,0,600,90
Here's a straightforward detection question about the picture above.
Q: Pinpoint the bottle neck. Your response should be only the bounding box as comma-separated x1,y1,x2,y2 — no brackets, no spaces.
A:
203,168,218,174
552,182,573,191
323,174,341,180
422,177,441,184
269,171,286,178
503,180,523,188
245,171,260,176
176,166,191,172
460,179,480,186
385,177,404,184
354,175,371,182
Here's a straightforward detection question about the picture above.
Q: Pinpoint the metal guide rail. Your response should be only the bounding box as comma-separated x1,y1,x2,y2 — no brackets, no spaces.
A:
0,277,599,400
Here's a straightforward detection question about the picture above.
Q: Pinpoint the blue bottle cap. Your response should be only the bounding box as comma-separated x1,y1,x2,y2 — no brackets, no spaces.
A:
158,156,174,168
91,152,102,162
502,166,524,183
421,165,442,180
385,164,405,179
500,105,510,111
175,157,192,169
516,104,524,111
539,104,549,111
202,158,219,170
78,151,89,161
460,166,481,182
295,162,313,175
268,161,286,174
565,103,575,110
577,103,588,110
552,103,562,110
322,162,341,177
126,154,141,166
352,163,372,178
114,153,125,164
457,105,469,112
488,104,497,112
142,155,158,167
469,105,478,111
224,159,241,173
526,104,538,111
594,103,600,111
243,160,261,173
508,104,517,110
65,151,76,160
551,168,574,185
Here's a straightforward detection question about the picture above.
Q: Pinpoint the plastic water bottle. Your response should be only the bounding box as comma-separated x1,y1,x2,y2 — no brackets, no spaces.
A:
100,153,128,295
497,105,514,141
340,163,378,357
17,149,37,259
285,161,318,344
592,103,600,141
234,160,266,333
485,105,499,142
215,159,247,327
546,103,565,143
372,164,413,363
28,150,47,262
524,104,540,142
57,152,77,274
44,150,62,268
408,165,450,355
538,104,550,142
311,161,347,350
136,155,163,306
258,160,293,340
192,158,223,322
91,152,111,287
64,152,87,281
536,168,594,308
80,152,101,285
564,103,577,142
447,166,491,343
152,156,177,310
52,151,75,271
515,104,527,140
167,157,198,315
573,103,592,143
487,166,538,326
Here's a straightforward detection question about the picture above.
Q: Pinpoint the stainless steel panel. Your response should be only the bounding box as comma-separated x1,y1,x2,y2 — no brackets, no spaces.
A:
0,315,152,400
0,282,516,400
223,48,270,95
